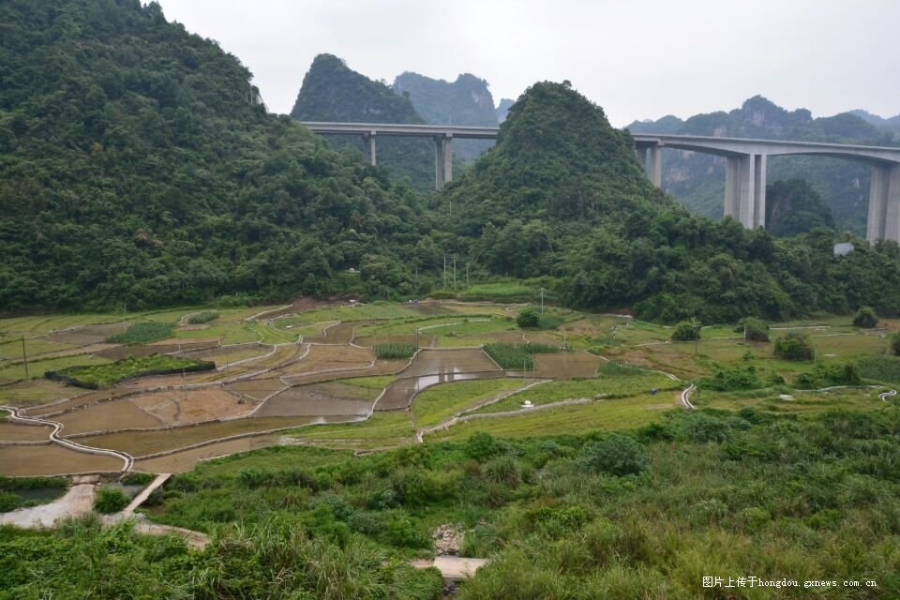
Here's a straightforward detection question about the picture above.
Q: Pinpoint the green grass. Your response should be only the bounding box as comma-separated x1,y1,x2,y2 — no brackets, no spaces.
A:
413,378,526,428
459,282,536,299
290,412,416,449
107,321,175,345
429,392,673,441
692,386,891,415
476,373,681,414
48,354,215,389
373,343,417,359
175,321,258,345
190,445,353,478
341,375,396,390
857,356,900,384
0,354,112,381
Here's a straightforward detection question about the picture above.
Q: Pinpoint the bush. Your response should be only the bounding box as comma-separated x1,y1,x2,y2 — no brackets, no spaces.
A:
121,472,155,486
735,317,769,342
465,432,507,461
484,456,522,487
188,311,219,325
891,333,900,356
795,362,861,389
773,332,815,361
671,319,701,342
699,366,764,391
852,306,879,329
373,343,417,359
0,492,20,512
576,434,649,476
857,356,900,383
516,308,540,329
94,487,129,514
106,321,175,345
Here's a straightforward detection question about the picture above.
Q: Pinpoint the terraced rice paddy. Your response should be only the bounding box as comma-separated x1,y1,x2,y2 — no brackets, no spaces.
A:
0,445,123,476
133,434,282,473
0,420,54,442
56,399,163,435
129,389,252,425
255,382,379,417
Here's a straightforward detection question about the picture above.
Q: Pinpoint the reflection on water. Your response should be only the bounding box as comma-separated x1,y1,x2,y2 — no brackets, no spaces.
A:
409,372,479,391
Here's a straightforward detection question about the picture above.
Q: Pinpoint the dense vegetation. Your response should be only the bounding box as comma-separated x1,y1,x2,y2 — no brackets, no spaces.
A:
187,311,219,325
5,409,899,597
47,354,214,388
0,4,432,310
765,179,835,237
106,321,173,344
393,72,497,161
629,95,900,233
290,54,437,191
373,342,417,359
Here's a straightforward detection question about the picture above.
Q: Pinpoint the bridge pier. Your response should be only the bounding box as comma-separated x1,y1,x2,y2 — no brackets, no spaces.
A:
647,146,662,187
725,153,766,229
363,131,376,166
434,135,453,190
635,147,647,171
867,164,900,242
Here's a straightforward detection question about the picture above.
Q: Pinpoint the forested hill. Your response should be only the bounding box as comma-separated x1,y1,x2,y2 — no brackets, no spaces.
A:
441,83,900,322
0,0,430,311
290,54,435,191
393,72,497,161
628,96,900,234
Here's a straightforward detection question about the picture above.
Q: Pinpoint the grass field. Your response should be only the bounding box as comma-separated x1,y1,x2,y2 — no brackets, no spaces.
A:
412,378,527,428
0,354,112,381
289,412,416,449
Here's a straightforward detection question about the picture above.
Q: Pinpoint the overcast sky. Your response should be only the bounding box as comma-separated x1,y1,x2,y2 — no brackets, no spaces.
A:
155,0,900,127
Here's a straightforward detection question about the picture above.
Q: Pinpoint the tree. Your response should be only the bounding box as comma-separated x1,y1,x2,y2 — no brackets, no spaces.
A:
577,434,649,476
671,319,701,341
853,306,879,329
516,308,540,329
773,332,815,361
735,317,769,342
891,332,900,356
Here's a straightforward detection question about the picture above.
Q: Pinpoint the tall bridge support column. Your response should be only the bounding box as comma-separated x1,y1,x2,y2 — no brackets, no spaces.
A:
867,164,900,241
635,147,647,171
434,135,453,190
363,131,376,166
725,153,766,229
647,146,662,187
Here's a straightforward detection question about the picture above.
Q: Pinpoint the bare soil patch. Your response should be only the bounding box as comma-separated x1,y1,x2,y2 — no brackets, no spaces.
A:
0,420,53,442
277,344,374,376
0,445,122,476
303,322,367,344
48,324,129,346
534,352,604,378
134,434,280,473
226,377,288,400
25,389,132,417
57,399,163,435
130,389,251,425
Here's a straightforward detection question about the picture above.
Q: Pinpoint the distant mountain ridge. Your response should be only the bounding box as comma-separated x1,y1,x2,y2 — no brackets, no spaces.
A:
628,96,900,234
393,71,497,161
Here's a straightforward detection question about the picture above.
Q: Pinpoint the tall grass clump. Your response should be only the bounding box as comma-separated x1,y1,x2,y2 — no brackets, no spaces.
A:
188,311,219,325
373,343,417,359
484,343,560,369
106,321,174,344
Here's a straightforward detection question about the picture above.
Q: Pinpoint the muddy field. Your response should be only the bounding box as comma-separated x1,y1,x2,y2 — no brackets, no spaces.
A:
0,420,53,442
279,360,407,385
47,323,129,346
57,399,162,435
534,352,604,378
302,322,368,344
77,416,347,457
25,389,133,418
130,388,252,425
226,377,288,401
133,434,282,473
276,344,374,377
255,381,380,417
0,445,123,476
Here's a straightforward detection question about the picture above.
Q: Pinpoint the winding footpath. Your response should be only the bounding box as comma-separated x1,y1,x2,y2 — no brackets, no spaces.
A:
0,405,134,471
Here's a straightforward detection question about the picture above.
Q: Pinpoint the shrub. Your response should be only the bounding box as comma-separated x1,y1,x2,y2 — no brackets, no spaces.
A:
483,342,559,369
484,456,522,487
516,308,540,329
576,434,649,476
188,311,219,325
795,362,861,388
891,333,900,356
857,356,900,383
121,472,155,486
852,306,879,329
0,492,20,512
373,343,417,359
106,321,175,345
94,487,129,514
671,319,701,342
735,317,769,342
773,332,815,361
465,432,507,461
699,366,764,391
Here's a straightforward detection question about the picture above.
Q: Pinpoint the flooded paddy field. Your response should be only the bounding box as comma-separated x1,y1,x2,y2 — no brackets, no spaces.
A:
398,348,499,378
255,381,379,417
0,444,123,476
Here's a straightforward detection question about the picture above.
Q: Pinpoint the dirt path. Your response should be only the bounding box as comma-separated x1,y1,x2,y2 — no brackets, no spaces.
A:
0,475,99,527
680,383,696,409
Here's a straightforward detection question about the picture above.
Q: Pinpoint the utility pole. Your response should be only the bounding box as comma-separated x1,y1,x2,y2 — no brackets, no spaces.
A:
453,256,457,290
20,337,29,379
466,262,469,286
540,288,544,315
443,254,447,288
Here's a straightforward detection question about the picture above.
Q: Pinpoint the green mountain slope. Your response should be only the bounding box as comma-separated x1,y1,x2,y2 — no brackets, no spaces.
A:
629,96,899,234
290,54,436,191
393,72,497,161
0,1,429,310
442,83,900,321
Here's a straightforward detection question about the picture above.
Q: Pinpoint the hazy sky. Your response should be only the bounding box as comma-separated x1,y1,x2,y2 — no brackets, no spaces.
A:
155,0,900,127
